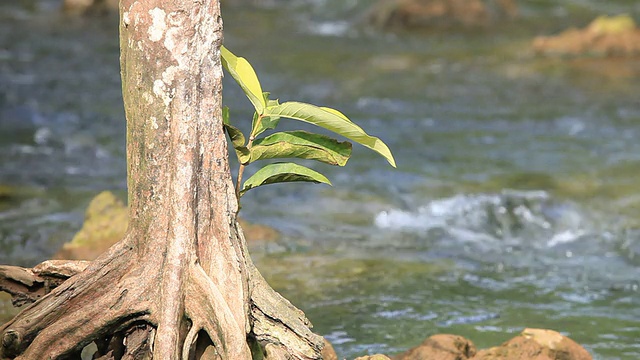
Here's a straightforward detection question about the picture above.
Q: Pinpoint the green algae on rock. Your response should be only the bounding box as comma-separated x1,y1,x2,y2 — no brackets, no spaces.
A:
54,191,127,260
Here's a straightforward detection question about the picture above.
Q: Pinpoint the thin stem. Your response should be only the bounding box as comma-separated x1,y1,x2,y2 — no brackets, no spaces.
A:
235,157,248,202
235,114,263,207
235,167,244,202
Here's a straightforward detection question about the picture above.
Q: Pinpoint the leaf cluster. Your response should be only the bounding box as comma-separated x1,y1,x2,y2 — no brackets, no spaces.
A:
221,46,395,201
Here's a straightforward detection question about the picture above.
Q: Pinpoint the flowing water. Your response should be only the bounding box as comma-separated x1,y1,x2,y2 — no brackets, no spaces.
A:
1,1,640,358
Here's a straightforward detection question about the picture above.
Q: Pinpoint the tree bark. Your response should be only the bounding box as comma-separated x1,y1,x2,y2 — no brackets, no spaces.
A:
0,0,323,359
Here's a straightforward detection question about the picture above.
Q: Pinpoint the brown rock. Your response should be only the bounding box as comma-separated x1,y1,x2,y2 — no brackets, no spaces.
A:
394,334,477,360
322,338,339,360
471,328,592,360
238,218,280,243
63,0,118,15
533,15,640,57
367,0,517,29
522,328,591,360
356,355,392,360
54,191,127,260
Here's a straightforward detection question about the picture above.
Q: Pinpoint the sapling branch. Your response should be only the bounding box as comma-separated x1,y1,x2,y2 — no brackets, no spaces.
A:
235,114,265,204
235,163,246,204
222,46,395,208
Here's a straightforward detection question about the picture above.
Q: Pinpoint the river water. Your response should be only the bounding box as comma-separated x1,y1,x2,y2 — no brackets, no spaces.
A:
1,1,639,358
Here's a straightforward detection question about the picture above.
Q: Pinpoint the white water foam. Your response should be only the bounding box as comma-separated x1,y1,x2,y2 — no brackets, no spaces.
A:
375,190,588,248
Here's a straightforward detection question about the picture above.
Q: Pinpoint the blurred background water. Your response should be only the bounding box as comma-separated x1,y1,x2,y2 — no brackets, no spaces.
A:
1,0,639,358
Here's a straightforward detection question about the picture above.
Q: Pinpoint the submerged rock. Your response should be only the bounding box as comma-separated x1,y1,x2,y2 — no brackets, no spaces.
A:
0,185,23,204
533,14,640,57
366,0,518,30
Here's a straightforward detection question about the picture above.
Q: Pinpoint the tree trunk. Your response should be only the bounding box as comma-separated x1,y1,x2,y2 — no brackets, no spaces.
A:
0,0,323,359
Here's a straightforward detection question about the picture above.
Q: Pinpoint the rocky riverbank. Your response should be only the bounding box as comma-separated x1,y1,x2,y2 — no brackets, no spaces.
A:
327,329,591,360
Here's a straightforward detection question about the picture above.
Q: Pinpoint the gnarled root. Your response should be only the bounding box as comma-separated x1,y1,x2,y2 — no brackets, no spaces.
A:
249,266,324,359
0,238,155,359
0,260,90,307
0,232,323,359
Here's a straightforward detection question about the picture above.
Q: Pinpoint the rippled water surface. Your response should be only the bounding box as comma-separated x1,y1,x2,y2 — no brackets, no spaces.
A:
1,1,640,358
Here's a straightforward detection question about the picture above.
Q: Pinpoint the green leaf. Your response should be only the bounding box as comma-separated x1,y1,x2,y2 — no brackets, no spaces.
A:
320,107,352,123
266,95,280,107
223,122,250,163
220,46,266,114
222,107,245,148
222,106,230,125
264,102,396,167
223,123,246,148
222,106,250,162
241,131,352,166
251,112,281,138
240,162,331,196
248,94,281,137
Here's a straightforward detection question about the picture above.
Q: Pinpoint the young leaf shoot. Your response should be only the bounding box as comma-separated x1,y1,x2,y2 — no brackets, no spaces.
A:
220,45,396,206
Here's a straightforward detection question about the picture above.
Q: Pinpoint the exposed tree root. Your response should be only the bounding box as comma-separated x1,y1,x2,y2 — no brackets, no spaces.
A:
0,260,90,307
249,266,324,359
0,228,323,359
1,238,153,359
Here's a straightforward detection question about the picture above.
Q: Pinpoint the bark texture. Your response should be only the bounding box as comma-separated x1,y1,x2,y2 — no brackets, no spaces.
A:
0,0,323,358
